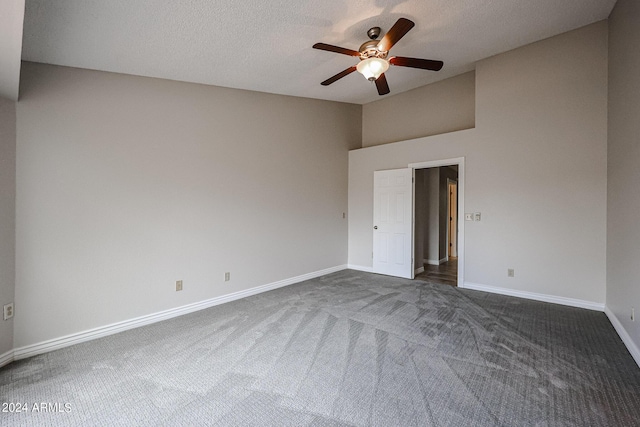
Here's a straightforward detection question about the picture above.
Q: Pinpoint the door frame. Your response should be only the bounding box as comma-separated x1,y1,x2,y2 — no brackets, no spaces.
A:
408,157,465,288
446,178,457,259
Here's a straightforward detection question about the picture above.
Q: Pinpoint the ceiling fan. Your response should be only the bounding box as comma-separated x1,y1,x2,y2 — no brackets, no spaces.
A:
313,18,443,96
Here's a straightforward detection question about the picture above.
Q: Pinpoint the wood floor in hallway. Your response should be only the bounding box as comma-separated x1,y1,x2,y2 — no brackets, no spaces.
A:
415,258,457,287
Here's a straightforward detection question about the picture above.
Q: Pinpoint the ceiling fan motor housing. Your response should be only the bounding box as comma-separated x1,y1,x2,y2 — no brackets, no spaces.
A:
358,40,388,60
367,26,381,40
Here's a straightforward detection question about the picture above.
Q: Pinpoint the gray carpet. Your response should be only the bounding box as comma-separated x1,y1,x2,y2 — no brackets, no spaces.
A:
1,270,639,426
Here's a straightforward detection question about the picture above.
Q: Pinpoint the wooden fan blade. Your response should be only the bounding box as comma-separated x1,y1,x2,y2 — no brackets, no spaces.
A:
390,56,443,71
378,18,415,52
313,43,360,57
375,73,390,95
321,66,358,86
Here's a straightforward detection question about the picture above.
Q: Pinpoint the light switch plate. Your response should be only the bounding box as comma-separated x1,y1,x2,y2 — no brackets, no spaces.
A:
474,212,481,221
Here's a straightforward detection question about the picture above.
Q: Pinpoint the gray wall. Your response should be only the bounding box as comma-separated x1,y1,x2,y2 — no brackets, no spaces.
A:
362,72,475,147
607,0,640,352
349,22,608,305
0,97,15,355
15,63,361,347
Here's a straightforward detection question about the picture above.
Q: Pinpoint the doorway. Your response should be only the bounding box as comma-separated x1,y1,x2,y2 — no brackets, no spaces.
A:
370,158,465,287
410,158,464,288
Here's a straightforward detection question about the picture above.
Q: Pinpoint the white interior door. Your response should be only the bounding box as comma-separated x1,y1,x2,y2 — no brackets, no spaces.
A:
373,168,414,279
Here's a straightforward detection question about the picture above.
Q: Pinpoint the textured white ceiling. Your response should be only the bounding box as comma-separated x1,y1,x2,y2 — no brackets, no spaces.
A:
21,0,616,104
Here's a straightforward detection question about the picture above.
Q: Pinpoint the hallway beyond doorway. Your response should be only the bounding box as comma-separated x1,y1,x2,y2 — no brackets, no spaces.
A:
415,259,458,287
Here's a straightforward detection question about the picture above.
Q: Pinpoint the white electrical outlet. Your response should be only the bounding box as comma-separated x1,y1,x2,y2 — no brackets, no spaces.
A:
508,269,515,277
474,212,482,221
224,272,230,282
3,303,14,320
465,213,473,221
176,280,183,291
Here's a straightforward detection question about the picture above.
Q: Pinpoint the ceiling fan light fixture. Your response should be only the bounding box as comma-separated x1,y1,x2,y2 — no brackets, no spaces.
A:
313,18,441,96
356,57,389,81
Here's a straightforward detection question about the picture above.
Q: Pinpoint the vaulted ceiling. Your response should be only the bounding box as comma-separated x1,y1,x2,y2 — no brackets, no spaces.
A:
2,0,618,104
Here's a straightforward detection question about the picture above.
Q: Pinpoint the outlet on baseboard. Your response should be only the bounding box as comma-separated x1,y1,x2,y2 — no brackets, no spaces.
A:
507,269,515,277
3,303,14,320
176,280,183,291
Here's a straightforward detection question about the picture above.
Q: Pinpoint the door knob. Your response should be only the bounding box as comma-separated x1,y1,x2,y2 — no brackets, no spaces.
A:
374,226,378,229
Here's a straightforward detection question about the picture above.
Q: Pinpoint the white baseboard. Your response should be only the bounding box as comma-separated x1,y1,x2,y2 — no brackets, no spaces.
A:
414,267,425,275
425,258,448,266
0,349,14,368
463,282,605,311
604,306,640,368
12,264,348,362
347,264,374,273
